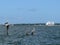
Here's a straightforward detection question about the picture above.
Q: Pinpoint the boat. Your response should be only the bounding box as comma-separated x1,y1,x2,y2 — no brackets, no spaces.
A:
46,21,55,26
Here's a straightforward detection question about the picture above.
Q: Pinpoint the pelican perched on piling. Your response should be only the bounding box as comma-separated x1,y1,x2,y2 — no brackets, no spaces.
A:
5,22,9,36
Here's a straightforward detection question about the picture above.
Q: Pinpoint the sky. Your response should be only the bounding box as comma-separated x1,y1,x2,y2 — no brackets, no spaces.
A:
0,0,60,24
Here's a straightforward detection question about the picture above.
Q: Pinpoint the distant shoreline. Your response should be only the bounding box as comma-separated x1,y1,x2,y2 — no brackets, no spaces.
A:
0,23,60,26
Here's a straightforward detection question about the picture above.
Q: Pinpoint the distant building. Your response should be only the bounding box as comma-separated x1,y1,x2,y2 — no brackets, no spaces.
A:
46,21,55,26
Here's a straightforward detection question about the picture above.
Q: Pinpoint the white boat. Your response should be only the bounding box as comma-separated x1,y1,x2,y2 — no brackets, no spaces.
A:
46,21,55,26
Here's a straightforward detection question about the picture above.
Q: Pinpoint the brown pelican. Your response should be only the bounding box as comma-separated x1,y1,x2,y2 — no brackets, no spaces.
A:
31,28,35,35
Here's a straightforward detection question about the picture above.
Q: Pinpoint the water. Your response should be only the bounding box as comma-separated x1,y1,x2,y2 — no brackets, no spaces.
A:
0,24,60,45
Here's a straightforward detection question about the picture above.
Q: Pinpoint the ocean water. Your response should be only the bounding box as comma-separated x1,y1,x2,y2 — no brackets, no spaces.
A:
0,24,60,45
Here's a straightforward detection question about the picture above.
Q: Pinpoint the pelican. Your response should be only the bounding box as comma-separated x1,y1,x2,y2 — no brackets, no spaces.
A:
5,22,9,36
31,28,35,35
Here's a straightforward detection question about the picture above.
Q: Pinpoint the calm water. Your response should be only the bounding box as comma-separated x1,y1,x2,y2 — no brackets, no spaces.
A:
0,24,60,45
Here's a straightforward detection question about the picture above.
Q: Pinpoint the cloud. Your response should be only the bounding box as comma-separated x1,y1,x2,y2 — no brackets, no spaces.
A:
16,8,37,12
17,8,24,11
28,8,37,12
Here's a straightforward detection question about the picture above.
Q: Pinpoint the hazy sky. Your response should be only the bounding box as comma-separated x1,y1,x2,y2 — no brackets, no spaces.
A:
0,0,60,24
